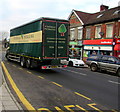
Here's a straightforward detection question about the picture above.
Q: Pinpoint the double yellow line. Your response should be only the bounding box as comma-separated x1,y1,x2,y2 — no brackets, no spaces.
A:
1,62,36,112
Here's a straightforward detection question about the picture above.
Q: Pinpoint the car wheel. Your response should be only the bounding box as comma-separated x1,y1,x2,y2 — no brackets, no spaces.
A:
68,61,73,67
117,69,120,77
90,64,98,72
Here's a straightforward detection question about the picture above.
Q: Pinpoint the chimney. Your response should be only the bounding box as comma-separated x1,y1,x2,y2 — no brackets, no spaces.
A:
100,5,109,11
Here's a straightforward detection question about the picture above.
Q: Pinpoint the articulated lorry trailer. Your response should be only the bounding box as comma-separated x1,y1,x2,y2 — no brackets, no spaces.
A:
6,17,69,69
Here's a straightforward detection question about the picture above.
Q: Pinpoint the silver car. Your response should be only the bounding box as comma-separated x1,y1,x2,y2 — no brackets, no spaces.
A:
86,55,120,76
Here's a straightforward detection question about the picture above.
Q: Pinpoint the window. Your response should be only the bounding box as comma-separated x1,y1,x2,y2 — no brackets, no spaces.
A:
78,27,83,40
106,24,113,38
101,56,108,61
70,29,75,40
86,27,91,39
97,14,103,18
113,10,120,15
108,57,115,62
95,25,101,38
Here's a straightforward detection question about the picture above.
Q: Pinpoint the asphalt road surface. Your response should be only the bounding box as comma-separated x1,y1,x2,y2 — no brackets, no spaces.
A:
1,50,120,111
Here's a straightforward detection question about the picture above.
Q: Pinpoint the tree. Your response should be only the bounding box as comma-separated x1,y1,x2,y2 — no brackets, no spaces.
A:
0,31,9,48
58,24,67,36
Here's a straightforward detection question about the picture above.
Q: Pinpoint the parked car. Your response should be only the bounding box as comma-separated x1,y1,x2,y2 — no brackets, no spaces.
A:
86,55,120,76
68,57,85,67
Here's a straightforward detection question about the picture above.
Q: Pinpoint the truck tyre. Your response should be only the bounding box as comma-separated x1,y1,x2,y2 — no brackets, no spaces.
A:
20,57,26,67
6,53,10,61
90,64,98,72
26,58,31,69
117,69,120,77
68,61,73,67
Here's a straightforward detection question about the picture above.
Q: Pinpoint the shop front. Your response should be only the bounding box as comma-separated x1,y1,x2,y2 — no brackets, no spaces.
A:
114,38,120,58
69,41,83,59
83,39,113,61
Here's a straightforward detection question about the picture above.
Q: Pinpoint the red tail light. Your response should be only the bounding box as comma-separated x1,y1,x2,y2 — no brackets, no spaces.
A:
41,66,47,69
63,65,67,68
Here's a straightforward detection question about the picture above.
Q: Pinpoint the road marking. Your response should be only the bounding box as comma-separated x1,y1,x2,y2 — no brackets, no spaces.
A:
62,68,87,76
108,80,120,85
12,65,16,67
38,76,45,79
74,92,91,101
27,71,32,74
64,105,75,112
76,105,88,112
88,103,103,112
54,106,64,112
18,67,23,70
51,81,63,87
111,109,118,112
1,62,36,111
38,108,52,112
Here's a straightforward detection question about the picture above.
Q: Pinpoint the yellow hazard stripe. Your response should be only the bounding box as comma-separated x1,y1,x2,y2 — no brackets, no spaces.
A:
74,92,91,101
1,62,36,111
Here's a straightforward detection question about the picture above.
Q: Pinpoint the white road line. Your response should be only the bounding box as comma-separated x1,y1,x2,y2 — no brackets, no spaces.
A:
61,68,87,76
108,80,120,85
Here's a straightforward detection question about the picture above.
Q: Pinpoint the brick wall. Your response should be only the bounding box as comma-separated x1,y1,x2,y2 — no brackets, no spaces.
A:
84,21,120,40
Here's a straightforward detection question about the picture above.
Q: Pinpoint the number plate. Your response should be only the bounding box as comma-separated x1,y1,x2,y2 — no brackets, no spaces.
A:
52,66,57,68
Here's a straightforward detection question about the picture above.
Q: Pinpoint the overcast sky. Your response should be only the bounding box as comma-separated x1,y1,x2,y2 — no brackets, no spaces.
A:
0,0,120,33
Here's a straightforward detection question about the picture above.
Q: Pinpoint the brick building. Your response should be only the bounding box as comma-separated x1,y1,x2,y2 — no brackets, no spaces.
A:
83,5,120,60
68,10,91,59
68,5,120,60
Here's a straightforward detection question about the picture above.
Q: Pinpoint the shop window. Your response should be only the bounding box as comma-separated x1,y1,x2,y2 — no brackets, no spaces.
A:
106,24,113,38
86,27,91,39
70,29,75,40
95,25,101,38
78,27,83,40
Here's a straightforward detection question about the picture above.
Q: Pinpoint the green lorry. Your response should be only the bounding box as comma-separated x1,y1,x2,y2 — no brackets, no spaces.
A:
6,17,69,69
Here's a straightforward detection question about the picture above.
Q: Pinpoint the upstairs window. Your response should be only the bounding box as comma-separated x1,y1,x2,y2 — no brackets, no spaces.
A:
95,25,101,38
86,27,91,39
78,27,83,40
70,28,75,40
97,14,103,18
106,24,113,38
113,10,120,15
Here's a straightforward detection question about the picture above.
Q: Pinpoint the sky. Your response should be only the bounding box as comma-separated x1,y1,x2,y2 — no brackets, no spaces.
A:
0,0,120,37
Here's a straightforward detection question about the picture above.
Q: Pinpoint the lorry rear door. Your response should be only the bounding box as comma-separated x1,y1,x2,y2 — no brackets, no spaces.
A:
43,20,69,59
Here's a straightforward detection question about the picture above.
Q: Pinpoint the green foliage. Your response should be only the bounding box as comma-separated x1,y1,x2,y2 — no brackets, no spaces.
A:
58,24,67,33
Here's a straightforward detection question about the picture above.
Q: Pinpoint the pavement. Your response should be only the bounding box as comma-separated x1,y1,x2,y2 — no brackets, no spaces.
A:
0,45,24,111
0,63,24,112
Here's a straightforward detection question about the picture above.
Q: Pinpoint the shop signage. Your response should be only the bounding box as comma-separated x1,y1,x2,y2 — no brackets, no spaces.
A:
115,38,120,44
78,41,82,46
69,41,78,45
84,46,112,51
83,39,113,45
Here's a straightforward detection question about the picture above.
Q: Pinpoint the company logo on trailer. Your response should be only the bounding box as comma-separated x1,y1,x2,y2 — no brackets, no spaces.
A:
58,24,67,36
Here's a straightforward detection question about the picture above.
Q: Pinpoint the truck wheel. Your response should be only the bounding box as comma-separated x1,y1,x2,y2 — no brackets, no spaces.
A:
20,57,26,67
26,58,31,69
90,64,98,72
6,53,10,61
117,69,120,77
68,61,73,67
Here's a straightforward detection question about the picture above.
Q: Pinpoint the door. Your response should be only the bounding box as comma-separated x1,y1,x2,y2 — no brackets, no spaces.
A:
57,22,69,58
43,20,69,59
99,56,108,70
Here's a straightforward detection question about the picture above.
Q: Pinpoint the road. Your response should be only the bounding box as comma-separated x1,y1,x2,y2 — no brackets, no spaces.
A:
1,50,119,111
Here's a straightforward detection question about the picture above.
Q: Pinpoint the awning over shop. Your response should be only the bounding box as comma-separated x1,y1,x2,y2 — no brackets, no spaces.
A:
114,44,120,50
